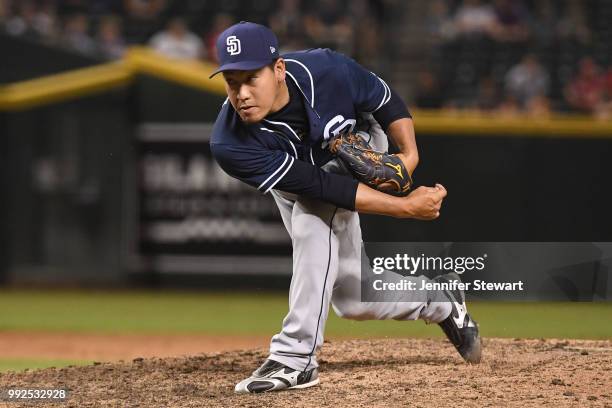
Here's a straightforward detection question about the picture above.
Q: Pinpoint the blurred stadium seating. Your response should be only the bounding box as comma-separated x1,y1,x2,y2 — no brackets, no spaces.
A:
2,0,612,117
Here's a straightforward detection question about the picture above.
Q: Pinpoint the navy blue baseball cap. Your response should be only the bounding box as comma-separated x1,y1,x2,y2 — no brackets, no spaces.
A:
209,21,280,78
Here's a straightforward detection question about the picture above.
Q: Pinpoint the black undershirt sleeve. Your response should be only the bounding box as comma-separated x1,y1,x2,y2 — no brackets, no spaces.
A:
372,87,412,131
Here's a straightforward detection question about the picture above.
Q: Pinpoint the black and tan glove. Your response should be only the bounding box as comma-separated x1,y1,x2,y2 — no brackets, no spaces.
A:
329,132,412,197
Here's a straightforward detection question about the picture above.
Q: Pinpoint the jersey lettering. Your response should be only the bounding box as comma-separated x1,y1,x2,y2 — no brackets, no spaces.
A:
323,115,356,140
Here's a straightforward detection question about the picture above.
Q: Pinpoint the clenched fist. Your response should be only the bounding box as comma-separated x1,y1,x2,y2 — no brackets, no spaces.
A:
402,183,447,220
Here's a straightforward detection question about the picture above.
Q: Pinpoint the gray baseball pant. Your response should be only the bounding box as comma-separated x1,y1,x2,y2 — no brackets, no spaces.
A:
268,175,452,372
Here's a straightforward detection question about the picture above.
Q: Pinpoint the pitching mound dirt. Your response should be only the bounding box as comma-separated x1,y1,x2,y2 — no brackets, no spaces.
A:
0,332,270,361
1,338,611,407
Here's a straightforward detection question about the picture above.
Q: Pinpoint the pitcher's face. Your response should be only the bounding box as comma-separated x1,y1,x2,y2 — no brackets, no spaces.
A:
223,60,285,124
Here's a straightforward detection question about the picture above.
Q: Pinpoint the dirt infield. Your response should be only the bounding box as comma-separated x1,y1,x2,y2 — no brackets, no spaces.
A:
0,332,270,360
1,338,611,408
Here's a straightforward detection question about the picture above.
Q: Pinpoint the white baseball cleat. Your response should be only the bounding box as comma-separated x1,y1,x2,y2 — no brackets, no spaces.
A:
234,359,320,394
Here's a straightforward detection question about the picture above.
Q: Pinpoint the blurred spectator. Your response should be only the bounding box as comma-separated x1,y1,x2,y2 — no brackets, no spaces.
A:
504,54,549,108
96,15,125,59
122,0,167,43
496,94,520,117
490,0,530,43
304,0,354,55
4,1,40,39
557,0,591,46
35,1,59,40
477,76,501,111
0,0,8,23
453,0,496,38
203,13,234,64
525,94,551,118
149,17,204,60
595,68,612,120
606,68,612,98
414,70,444,109
268,0,305,52
350,0,383,71
62,13,96,55
529,0,556,49
564,57,605,114
427,0,456,42
1,0,58,41
123,0,166,20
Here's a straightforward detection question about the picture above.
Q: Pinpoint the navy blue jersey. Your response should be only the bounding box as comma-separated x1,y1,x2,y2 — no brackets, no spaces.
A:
210,48,408,210
265,78,309,141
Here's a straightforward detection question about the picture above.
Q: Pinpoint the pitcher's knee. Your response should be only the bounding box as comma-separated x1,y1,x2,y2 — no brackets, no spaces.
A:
291,225,315,243
291,214,329,243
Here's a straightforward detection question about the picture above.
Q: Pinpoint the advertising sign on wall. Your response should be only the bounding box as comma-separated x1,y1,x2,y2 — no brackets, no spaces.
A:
136,123,292,275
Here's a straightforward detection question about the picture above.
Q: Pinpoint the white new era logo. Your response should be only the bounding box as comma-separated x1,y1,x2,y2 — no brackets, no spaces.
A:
270,46,276,54
226,35,241,55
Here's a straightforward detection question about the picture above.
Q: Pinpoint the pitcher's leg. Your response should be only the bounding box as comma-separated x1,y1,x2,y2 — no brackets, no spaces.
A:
270,190,295,236
331,212,452,323
269,197,342,371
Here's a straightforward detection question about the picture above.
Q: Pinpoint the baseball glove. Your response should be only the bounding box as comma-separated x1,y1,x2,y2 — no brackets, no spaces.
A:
329,132,412,196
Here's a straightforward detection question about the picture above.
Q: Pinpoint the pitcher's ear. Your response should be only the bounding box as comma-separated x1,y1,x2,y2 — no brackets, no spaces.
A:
275,58,286,82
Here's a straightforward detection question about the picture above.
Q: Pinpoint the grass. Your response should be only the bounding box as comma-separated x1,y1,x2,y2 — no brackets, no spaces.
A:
0,358,91,372
0,290,610,372
0,290,610,339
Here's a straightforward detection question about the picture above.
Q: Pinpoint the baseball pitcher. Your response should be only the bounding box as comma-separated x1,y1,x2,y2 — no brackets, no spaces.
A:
209,22,481,394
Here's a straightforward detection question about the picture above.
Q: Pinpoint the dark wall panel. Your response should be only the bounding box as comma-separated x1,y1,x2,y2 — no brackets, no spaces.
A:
133,76,226,123
4,90,131,285
0,34,100,84
362,134,612,242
